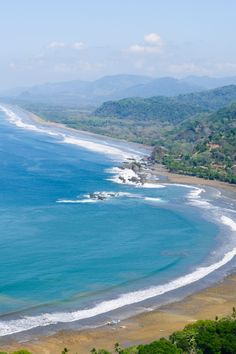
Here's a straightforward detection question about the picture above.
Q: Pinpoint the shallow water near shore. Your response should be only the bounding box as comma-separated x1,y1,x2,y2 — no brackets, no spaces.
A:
0,105,236,339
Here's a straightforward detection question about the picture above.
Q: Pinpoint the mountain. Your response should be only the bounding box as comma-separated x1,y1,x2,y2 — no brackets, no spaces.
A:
0,75,203,106
119,77,203,98
183,75,236,89
94,85,236,123
0,75,152,106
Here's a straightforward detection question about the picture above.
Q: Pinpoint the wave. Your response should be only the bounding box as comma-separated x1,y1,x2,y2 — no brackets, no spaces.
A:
144,197,163,202
56,199,97,204
62,136,137,161
0,105,139,161
106,167,165,188
186,187,212,209
221,216,236,231
56,191,139,204
141,183,166,189
0,105,59,137
0,215,235,336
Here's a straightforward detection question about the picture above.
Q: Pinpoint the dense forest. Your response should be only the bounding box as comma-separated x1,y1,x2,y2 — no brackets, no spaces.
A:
152,103,236,183
5,85,236,184
94,85,236,121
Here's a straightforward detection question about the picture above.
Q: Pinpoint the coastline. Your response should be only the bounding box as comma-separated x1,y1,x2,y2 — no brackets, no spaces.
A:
8,104,236,193
0,104,235,353
2,273,236,353
1,162,235,354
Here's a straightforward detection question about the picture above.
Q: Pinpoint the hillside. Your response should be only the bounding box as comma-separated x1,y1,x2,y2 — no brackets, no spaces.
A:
153,103,236,183
94,85,236,123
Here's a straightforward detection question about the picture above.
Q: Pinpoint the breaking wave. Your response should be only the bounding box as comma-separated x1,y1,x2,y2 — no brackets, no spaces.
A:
0,214,235,336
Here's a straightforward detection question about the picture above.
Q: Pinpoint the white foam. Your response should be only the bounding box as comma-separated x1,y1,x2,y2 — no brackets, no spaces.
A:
62,136,135,161
0,105,139,161
107,167,142,186
1,224,236,337
221,216,236,231
56,191,138,204
56,199,97,204
144,197,162,202
0,105,59,137
165,183,196,189
186,187,212,209
106,167,165,188
141,183,166,189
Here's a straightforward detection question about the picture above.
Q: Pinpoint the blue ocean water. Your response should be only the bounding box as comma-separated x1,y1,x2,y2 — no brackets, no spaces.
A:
0,105,235,337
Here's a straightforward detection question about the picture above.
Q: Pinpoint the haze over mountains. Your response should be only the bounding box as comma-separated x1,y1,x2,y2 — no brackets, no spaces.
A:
2,74,236,106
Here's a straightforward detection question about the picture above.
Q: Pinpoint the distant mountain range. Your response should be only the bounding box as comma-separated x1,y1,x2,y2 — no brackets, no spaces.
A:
2,74,236,106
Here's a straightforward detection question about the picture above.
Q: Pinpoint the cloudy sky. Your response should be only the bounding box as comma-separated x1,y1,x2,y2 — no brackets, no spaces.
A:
1,0,236,89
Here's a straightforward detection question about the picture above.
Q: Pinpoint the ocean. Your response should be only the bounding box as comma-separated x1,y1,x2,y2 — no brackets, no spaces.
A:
0,104,235,338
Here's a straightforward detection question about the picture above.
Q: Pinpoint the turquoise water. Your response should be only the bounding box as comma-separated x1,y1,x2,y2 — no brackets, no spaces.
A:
0,105,235,337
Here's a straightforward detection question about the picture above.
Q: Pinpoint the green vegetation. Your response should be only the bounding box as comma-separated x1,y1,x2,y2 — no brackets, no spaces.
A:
90,310,236,354
6,85,236,184
0,351,32,354
94,85,236,122
153,103,236,183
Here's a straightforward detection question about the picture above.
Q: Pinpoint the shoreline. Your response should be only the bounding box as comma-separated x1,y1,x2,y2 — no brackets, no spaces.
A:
1,163,235,354
1,273,236,353
7,103,236,193
0,104,235,353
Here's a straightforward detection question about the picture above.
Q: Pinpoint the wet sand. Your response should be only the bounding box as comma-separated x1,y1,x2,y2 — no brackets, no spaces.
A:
152,164,236,193
1,274,236,354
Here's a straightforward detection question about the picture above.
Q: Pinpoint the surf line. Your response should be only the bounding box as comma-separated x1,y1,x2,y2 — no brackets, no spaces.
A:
0,215,235,337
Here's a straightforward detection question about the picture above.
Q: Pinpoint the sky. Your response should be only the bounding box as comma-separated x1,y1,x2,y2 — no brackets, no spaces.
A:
0,0,236,89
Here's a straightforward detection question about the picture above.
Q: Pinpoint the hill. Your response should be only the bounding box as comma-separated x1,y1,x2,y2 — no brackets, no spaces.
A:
94,85,236,123
153,103,236,183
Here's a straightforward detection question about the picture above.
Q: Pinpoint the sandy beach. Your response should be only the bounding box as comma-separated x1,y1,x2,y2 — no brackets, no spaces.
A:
0,108,235,353
1,273,236,354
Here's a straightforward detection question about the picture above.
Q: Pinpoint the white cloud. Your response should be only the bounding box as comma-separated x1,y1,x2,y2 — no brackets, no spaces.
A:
129,44,162,54
71,41,85,50
128,33,163,54
144,33,161,44
48,41,65,49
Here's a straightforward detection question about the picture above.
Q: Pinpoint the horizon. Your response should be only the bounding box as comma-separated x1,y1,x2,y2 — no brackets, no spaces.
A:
1,0,236,90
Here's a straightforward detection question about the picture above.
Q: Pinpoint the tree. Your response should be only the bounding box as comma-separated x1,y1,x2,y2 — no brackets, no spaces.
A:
138,338,182,353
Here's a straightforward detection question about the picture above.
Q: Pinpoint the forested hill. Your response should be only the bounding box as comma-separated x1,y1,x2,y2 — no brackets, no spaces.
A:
9,85,236,184
153,103,236,183
94,85,236,123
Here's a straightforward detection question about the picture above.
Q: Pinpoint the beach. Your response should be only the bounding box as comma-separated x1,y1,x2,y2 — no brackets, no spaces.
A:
1,264,236,353
0,105,235,353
